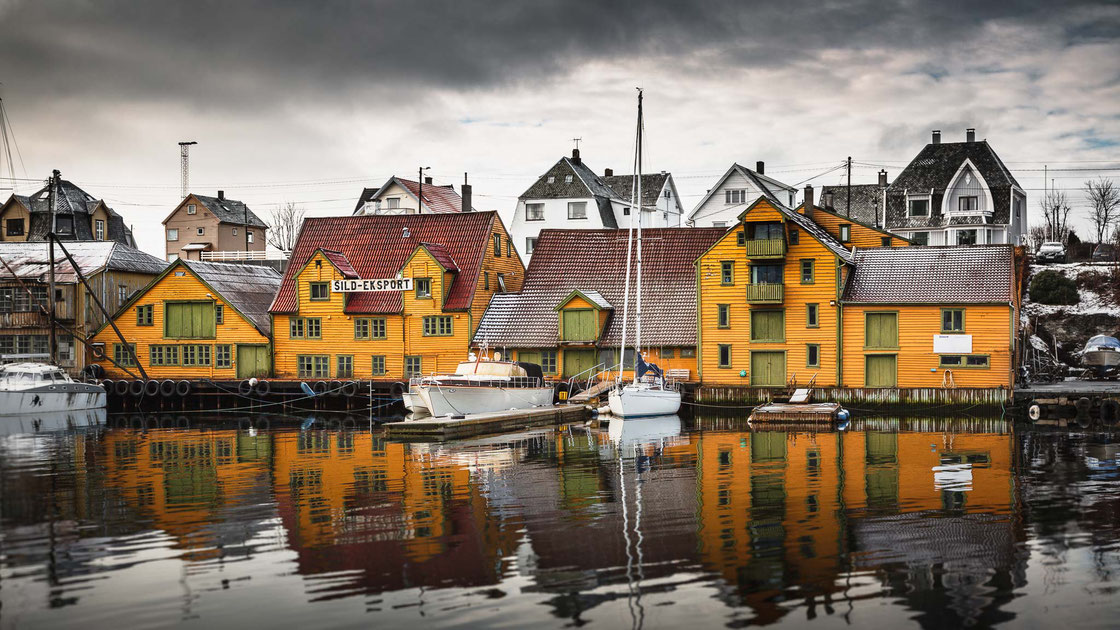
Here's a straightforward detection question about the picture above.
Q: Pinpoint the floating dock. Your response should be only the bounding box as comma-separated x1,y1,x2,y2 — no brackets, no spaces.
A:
385,405,588,440
748,402,843,425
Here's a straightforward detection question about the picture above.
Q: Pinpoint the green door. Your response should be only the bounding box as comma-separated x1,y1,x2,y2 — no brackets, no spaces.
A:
562,349,597,378
237,344,271,378
165,301,216,338
750,351,786,386
561,309,598,342
865,312,898,349
865,354,897,388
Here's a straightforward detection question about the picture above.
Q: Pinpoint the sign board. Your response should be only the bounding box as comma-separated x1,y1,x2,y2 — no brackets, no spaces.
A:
933,334,972,354
331,278,413,292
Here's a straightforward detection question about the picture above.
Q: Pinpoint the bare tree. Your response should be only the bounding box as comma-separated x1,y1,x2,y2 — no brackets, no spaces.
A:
267,202,305,252
1028,224,1049,250
1038,190,1073,243
1085,177,1120,244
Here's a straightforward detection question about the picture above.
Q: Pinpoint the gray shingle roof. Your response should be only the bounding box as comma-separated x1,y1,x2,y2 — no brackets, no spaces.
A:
181,260,282,334
19,180,136,246
192,194,269,228
602,173,669,208
820,184,883,226
519,154,624,228
842,245,1014,304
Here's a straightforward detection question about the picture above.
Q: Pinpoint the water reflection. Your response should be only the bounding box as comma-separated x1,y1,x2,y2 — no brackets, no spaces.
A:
2,413,1120,628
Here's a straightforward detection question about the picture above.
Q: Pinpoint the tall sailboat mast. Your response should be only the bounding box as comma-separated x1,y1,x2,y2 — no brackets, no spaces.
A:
616,91,642,379
632,89,644,384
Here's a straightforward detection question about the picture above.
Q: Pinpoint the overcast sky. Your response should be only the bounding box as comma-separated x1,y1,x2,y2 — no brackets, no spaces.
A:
1,0,1118,254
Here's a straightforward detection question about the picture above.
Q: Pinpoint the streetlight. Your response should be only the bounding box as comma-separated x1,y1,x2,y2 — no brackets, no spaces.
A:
418,166,431,214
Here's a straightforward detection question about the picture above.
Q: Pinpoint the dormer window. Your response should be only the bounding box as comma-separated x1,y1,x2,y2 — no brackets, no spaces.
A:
547,176,555,184
908,199,929,217
959,196,979,212
55,215,73,235
564,175,573,184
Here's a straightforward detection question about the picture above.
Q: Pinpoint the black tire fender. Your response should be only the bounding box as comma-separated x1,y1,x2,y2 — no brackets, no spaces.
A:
176,380,191,397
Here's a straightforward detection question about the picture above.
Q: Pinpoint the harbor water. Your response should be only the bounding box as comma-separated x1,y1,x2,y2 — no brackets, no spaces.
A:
3,410,1120,629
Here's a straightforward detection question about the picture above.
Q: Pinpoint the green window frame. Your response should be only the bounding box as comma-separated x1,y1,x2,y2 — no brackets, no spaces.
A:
114,343,136,367
864,312,899,349
423,315,454,336
337,355,354,378
415,278,432,299
290,317,321,339
136,304,154,326
297,355,329,378
493,234,502,257
309,282,330,301
215,344,232,369
290,317,303,338
840,224,851,243
355,318,368,339
736,231,746,246
939,354,990,369
405,355,422,376
149,344,180,366
718,344,732,368
941,308,965,333
163,301,216,339
484,272,490,291
800,259,814,284
355,317,387,340
538,349,558,375
371,355,387,376
806,303,819,328
215,304,224,325
182,344,212,366
720,261,734,285
750,310,785,342
807,343,821,368
718,304,730,328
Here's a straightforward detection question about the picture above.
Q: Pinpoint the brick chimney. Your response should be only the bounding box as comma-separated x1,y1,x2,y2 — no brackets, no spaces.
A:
461,173,472,212
878,169,888,188
571,148,582,165
217,190,225,200
604,168,613,177
966,128,976,143
932,130,941,145
756,161,765,175
804,185,815,220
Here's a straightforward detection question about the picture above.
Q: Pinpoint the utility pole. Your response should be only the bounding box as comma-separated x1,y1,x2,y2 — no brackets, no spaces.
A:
178,141,197,199
417,166,430,214
846,156,852,218
47,169,58,364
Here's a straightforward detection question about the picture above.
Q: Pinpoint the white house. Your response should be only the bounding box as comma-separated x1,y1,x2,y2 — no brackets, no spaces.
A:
686,161,797,227
509,149,684,260
353,175,472,215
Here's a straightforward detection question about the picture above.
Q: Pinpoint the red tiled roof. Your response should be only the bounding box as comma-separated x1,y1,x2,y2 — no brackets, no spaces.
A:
320,249,359,278
271,212,497,314
473,228,725,348
398,178,467,214
419,242,460,272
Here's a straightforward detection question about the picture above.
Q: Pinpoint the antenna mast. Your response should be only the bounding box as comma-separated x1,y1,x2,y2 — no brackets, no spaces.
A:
178,141,197,198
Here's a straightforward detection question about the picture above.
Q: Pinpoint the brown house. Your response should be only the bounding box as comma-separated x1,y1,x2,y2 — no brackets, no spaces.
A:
0,178,137,247
163,192,269,262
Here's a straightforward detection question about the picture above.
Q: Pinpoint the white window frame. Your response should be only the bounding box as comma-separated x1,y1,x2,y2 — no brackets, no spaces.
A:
232,227,238,236
167,228,179,242
564,175,573,184
247,231,254,244
186,204,197,215
387,197,400,209
95,219,105,240
526,203,545,221
725,189,747,205
196,227,205,236
525,237,537,254
568,201,587,220
907,196,931,217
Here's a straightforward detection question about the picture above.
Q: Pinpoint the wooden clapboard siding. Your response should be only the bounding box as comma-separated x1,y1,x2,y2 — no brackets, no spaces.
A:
804,206,909,248
91,266,270,379
468,214,524,335
840,304,1014,388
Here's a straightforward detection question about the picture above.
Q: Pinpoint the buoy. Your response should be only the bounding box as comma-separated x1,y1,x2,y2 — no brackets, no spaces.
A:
1028,401,1043,421
300,382,316,397
596,405,611,415
836,408,851,421
249,377,259,388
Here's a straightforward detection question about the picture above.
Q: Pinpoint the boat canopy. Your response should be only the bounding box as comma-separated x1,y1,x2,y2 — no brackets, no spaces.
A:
1084,335,1120,351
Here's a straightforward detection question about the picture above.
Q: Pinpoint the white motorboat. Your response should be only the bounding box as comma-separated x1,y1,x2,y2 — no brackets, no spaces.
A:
0,363,106,415
1083,335,1120,368
404,357,554,417
0,407,107,436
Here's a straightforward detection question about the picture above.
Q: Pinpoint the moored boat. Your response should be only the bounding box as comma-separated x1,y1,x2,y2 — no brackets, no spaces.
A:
0,363,106,415
405,356,554,417
1082,335,1120,376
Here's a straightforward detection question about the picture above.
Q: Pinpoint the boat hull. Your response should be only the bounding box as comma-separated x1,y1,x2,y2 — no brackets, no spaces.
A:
406,385,554,417
1084,350,1120,368
0,386,106,416
608,385,681,418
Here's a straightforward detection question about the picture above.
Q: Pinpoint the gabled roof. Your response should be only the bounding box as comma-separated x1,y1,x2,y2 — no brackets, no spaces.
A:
820,184,883,226
473,228,725,348
687,163,796,222
354,177,469,214
270,212,500,314
319,249,359,278
556,289,612,311
418,242,460,272
602,173,670,208
739,197,853,263
842,245,1014,304
889,140,1020,193
179,194,269,228
520,155,624,202
0,241,167,283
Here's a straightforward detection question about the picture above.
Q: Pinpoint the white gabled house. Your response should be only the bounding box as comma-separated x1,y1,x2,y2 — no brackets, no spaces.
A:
686,161,797,228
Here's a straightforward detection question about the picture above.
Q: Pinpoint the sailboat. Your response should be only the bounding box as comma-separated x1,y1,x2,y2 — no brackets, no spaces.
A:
607,90,682,418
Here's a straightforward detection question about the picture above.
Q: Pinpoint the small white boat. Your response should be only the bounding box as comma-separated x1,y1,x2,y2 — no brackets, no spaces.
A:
0,363,106,415
405,358,554,417
608,382,681,418
1083,335,1120,369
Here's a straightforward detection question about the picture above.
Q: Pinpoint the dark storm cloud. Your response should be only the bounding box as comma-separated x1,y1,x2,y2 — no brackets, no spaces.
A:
1,0,1114,109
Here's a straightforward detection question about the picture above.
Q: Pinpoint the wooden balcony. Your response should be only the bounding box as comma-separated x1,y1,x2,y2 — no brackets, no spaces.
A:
745,283,784,304
743,238,786,258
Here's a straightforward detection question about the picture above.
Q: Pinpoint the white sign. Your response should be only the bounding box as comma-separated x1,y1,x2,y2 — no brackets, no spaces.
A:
933,334,972,354
331,278,413,292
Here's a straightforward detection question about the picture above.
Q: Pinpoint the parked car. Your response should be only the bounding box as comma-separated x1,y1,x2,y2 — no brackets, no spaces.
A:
1036,241,1067,264
1092,243,1118,262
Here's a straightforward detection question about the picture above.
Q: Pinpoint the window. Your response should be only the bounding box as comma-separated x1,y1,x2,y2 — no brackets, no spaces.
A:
526,237,537,254
839,224,851,243
547,176,555,184
118,285,128,303
911,231,929,245
564,175,573,184
57,337,74,362
187,204,197,215
136,304,154,326
149,344,180,366
806,303,819,328
725,189,747,204
415,278,432,298
751,310,785,342
387,197,400,209
712,221,726,228
939,355,989,368
661,347,675,359
788,227,799,245
247,231,254,244
540,349,558,375
290,317,303,338
298,355,330,378
506,239,512,258
405,355,422,376
52,215,72,235
720,261,734,285
718,304,730,328
6,218,24,236
807,344,821,368
95,219,105,240
750,264,783,285
800,259,814,284
864,312,899,349
337,355,354,378
371,355,387,375
493,234,502,256
483,272,489,291
941,308,965,333
881,236,891,246
959,196,978,212
196,227,205,236
114,343,136,366
165,301,216,338
526,203,544,221
214,304,224,324
423,315,453,336
750,222,783,240
736,231,746,246
718,344,732,368
355,317,386,340
309,282,329,301
568,202,587,219
908,199,929,216
956,229,977,246
182,344,211,366
215,345,232,368
289,317,321,339
497,273,507,293
167,228,178,241
681,347,696,358
232,228,238,236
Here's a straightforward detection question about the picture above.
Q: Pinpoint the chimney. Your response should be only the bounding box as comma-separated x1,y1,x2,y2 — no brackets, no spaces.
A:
571,148,581,165
823,191,834,210
424,176,433,185
932,130,941,144
461,172,472,212
756,161,765,175
966,128,976,143
217,190,225,200
804,185,815,220
878,169,888,188
604,168,613,177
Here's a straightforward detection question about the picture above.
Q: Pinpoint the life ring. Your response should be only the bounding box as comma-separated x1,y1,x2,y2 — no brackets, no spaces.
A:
176,380,191,396
390,382,406,398
329,380,343,396
143,379,160,397
342,381,358,397
238,379,253,396
129,380,145,397
114,380,130,396
1028,401,1042,421
312,380,328,395
92,345,106,360
1100,399,1120,426
160,379,176,397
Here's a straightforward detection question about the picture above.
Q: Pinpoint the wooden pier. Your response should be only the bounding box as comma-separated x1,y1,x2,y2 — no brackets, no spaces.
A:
748,402,844,425
385,405,588,440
